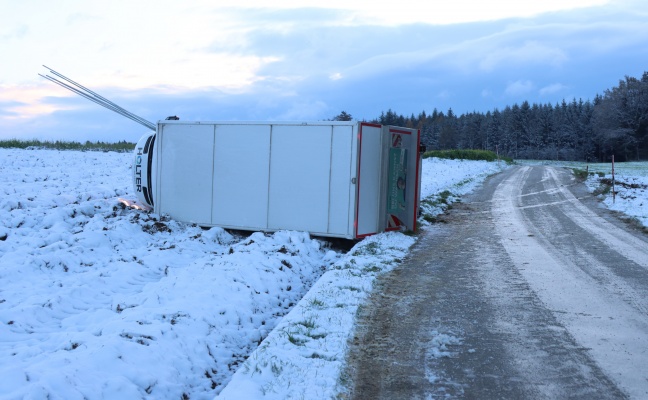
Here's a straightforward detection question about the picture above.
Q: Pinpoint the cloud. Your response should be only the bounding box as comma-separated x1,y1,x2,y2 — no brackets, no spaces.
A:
275,100,330,120
2,0,648,142
213,0,612,26
505,80,535,96
478,41,569,72
540,83,567,95
0,84,82,120
0,101,24,117
65,12,102,26
437,90,452,100
0,24,28,40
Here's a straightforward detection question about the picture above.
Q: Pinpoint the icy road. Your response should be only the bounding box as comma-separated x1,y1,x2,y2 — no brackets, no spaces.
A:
345,166,648,399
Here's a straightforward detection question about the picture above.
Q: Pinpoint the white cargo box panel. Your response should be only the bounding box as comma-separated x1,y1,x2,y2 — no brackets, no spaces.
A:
151,121,421,239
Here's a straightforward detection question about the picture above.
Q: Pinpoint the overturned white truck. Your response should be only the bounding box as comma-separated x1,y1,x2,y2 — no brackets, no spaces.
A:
134,121,422,239
40,66,422,240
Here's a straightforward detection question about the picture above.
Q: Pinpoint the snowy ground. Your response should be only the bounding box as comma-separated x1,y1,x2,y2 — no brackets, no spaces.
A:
584,163,648,229
518,160,648,228
0,149,505,399
1,150,645,399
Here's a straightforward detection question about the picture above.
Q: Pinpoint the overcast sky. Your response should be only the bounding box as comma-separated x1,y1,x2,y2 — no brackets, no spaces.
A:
1,0,647,143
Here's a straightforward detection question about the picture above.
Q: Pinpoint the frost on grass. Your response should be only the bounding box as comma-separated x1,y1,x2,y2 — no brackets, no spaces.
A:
218,232,416,400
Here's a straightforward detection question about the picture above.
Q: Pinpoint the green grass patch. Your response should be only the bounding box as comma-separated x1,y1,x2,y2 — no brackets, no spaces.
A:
0,139,136,152
438,190,453,202
308,299,325,308
287,332,306,346
308,352,334,360
592,180,613,196
423,149,512,163
419,190,456,222
298,318,317,329
351,242,380,256
362,265,382,274
571,168,589,181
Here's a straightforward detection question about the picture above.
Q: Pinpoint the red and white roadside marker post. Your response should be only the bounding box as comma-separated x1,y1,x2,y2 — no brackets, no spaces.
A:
612,155,616,204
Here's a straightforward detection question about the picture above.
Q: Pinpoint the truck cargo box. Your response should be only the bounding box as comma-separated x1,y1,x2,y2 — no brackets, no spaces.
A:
134,121,421,240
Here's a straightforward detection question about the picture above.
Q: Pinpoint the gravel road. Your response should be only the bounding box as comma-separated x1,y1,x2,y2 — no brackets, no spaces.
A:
344,165,648,399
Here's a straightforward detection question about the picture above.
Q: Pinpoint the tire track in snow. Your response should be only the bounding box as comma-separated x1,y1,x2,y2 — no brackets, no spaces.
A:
493,166,648,399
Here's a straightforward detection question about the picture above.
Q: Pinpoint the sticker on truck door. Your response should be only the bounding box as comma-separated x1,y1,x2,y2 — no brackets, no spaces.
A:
387,140,407,214
385,127,420,233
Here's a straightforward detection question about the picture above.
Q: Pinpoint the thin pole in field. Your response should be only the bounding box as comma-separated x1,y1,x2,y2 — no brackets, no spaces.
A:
612,155,616,204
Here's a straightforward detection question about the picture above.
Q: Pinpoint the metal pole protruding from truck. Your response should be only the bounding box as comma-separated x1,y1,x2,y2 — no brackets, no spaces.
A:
39,66,156,131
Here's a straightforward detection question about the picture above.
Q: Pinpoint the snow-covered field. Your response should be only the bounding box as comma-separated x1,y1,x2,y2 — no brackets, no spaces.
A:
0,148,505,399
519,160,648,228
1,149,645,399
585,163,648,228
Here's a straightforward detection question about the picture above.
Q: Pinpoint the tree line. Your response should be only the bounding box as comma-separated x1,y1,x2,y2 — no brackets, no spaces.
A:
337,71,648,161
0,139,135,152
